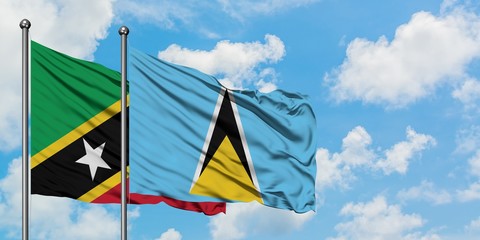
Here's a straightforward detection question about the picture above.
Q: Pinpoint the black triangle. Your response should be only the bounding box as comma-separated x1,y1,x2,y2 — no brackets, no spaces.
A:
199,91,253,181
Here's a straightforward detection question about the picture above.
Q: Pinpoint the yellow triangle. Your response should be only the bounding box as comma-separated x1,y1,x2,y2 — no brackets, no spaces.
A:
190,136,263,203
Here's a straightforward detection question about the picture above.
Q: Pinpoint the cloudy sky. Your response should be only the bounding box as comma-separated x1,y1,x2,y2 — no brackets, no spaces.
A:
1,0,480,239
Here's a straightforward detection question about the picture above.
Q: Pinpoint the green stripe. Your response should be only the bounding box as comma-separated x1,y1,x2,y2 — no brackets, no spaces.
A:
31,41,121,156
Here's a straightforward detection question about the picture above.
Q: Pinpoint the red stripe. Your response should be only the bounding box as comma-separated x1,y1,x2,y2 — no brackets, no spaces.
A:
90,180,226,216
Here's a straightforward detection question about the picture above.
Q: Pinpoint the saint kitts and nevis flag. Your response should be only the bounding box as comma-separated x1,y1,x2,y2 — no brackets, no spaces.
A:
129,50,318,213
30,41,225,215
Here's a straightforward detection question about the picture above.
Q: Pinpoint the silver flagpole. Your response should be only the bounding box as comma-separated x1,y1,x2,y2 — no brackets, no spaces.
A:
19,18,31,240
119,25,129,240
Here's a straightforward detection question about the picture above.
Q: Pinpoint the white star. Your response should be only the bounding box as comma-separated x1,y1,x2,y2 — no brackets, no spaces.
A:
76,138,111,181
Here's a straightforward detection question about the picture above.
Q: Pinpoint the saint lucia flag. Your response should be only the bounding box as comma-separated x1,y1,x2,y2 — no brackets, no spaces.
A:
130,49,317,213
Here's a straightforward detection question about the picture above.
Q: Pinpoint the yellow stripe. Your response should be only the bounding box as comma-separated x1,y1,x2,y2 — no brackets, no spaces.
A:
31,96,129,169
77,171,120,202
77,166,130,202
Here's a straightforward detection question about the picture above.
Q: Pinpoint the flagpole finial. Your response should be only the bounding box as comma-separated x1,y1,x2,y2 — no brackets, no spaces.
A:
119,26,129,36
19,19,31,29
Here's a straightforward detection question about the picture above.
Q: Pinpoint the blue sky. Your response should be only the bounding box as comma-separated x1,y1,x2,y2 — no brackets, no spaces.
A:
1,0,480,239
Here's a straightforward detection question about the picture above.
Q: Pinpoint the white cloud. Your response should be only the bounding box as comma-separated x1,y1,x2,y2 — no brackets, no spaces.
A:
328,196,430,240
9,0,115,60
0,158,23,232
155,228,182,240
0,158,120,239
115,0,194,29
468,150,480,178
315,126,375,191
255,79,278,93
455,125,480,154
396,180,452,205
128,206,141,219
457,182,480,202
316,126,435,191
440,0,459,13
339,126,376,167
326,8,480,108
0,0,115,152
217,0,319,21
452,78,480,111
209,202,314,240
465,217,480,233
315,148,354,191
403,232,442,240
436,216,480,240
117,0,319,29
456,148,480,202
254,68,279,93
375,127,436,175
34,204,119,240
158,34,285,91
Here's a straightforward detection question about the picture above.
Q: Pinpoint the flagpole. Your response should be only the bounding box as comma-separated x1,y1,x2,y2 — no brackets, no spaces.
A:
119,25,129,240
20,18,31,240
